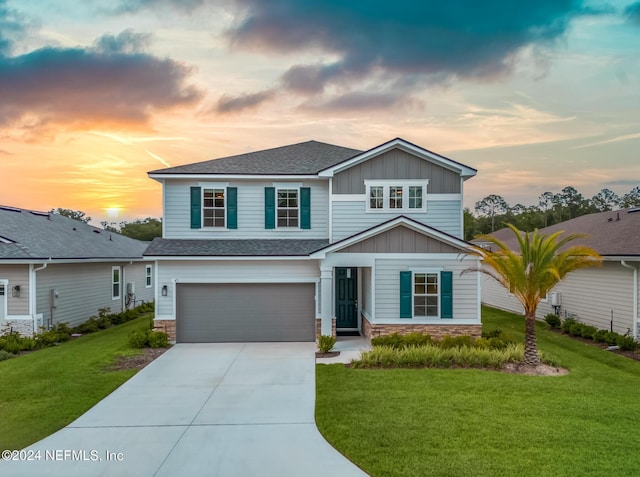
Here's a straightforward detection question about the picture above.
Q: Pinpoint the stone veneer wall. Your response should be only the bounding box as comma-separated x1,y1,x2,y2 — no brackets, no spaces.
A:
1,320,33,336
154,319,176,342
362,315,481,340
315,318,337,340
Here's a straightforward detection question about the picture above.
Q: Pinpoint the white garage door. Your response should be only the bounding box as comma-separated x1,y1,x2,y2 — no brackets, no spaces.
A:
176,283,316,342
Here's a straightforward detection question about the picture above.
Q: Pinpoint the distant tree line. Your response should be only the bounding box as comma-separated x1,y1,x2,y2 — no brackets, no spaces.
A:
466,186,640,240
50,208,162,241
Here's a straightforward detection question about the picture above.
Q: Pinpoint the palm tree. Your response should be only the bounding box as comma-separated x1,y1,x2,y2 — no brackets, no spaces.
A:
469,224,601,366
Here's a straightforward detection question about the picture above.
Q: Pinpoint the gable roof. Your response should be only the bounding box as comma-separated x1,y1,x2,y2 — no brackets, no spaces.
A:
484,209,640,257
311,216,473,258
143,238,329,257
0,206,148,261
148,140,362,176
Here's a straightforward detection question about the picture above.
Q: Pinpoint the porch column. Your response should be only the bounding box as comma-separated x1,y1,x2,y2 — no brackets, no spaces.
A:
320,265,334,336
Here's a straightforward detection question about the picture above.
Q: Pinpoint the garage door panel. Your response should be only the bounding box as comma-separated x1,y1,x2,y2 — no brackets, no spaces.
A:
176,283,315,342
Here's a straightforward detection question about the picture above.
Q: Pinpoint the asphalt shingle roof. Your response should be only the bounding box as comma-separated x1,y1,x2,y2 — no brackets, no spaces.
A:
484,209,640,256
144,238,330,256
148,140,363,175
0,206,148,260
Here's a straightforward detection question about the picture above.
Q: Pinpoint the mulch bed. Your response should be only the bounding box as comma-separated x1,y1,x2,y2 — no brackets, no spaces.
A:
108,347,171,371
547,328,640,361
316,351,341,358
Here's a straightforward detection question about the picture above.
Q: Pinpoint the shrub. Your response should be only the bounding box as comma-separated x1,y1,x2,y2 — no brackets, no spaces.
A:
0,350,14,361
580,325,598,340
593,329,608,343
0,333,23,354
482,328,504,339
562,318,577,334
616,335,638,352
440,335,474,349
317,335,336,353
74,318,99,334
128,330,149,349
604,331,620,346
371,333,406,349
148,331,169,348
402,332,433,347
569,322,585,337
544,314,562,329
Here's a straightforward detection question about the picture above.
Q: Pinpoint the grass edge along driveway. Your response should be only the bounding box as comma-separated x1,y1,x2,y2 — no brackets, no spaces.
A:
0,316,152,451
316,306,640,477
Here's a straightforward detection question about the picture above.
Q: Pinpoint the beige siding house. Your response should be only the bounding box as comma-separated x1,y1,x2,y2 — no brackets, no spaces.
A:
0,206,154,335
480,209,640,338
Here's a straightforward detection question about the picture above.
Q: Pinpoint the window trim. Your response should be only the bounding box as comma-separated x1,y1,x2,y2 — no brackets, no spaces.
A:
112,266,121,300
365,180,428,213
199,182,229,229
276,187,300,229
413,271,440,318
145,265,152,288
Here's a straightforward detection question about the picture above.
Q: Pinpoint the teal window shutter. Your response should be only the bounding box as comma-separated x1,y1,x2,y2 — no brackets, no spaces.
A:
441,271,453,318
264,187,275,229
227,187,237,229
399,271,412,318
300,187,311,229
190,186,201,229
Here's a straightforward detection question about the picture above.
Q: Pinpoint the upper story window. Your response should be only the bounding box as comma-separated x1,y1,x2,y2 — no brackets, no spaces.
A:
203,188,225,227
365,181,428,212
277,189,299,227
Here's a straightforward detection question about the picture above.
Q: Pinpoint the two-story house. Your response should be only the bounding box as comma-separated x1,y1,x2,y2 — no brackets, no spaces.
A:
144,138,482,342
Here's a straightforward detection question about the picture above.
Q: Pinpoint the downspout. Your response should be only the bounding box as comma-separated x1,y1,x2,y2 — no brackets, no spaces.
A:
31,262,48,334
621,260,638,339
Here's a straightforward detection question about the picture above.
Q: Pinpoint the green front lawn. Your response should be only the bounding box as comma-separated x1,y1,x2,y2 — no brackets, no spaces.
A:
0,316,152,450
316,306,640,477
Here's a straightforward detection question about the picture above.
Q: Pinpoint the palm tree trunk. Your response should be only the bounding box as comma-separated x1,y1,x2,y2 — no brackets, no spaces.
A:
523,313,541,366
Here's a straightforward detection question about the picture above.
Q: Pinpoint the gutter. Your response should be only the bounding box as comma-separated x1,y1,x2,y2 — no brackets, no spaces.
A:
30,262,49,334
621,260,638,339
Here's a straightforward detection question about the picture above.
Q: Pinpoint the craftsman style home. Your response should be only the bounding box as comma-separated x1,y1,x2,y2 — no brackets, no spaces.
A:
145,138,482,342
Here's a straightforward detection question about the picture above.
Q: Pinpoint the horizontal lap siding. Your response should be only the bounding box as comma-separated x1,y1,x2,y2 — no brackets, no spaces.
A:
156,260,319,317
0,265,30,315
164,179,329,239
375,259,478,321
123,262,155,304
331,199,462,242
481,262,638,335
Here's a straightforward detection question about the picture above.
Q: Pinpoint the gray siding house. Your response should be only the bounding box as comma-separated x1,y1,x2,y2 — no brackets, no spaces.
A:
480,209,640,338
145,138,481,342
0,206,154,335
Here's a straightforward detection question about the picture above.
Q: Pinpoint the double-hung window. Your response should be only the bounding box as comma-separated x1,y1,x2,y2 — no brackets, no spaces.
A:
365,181,428,212
277,189,299,227
203,188,225,227
190,185,237,230
413,272,439,317
112,267,121,300
145,265,152,288
400,270,453,319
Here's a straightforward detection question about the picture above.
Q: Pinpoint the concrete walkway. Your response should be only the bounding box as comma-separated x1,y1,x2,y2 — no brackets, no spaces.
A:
1,343,367,477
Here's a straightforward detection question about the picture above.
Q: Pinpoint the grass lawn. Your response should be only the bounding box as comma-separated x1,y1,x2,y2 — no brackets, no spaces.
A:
0,316,153,451
316,306,640,477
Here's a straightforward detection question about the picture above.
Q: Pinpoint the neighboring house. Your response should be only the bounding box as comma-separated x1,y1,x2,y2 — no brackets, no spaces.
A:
144,138,482,343
0,206,154,335
479,209,640,338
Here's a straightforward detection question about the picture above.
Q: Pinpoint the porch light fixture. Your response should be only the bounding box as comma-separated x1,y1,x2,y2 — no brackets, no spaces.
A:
161,285,168,297
12,285,20,297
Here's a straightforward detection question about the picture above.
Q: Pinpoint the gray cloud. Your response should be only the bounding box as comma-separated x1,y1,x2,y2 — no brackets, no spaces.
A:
0,0,34,55
302,91,417,113
218,0,598,113
216,89,277,113
625,1,640,24
109,0,207,14
0,27,202,132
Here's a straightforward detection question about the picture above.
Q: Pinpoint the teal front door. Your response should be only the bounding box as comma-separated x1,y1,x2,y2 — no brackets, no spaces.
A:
335,267,358,329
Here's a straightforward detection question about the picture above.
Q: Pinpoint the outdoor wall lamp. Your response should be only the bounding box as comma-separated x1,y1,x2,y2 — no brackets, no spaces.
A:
12,285,20,297
161,285,168,297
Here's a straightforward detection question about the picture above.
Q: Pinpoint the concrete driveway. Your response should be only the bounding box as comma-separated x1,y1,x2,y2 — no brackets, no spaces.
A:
1,343,367,476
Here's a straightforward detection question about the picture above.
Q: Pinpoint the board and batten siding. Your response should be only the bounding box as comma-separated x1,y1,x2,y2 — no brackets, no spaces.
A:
35,262,147,328
156,259,320,317
0,265,30,316
374,258,478,321
481,261,640,335
332,148,461,195
163,179,329,239
331,199,462,242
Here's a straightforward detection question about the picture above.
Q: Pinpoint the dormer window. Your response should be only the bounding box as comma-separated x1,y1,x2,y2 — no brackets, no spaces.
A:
365,181,428,212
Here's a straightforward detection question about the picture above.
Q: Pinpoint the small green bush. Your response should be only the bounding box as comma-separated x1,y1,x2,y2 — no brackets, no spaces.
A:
440,335,474,349
402,332,433,347
371,333,406,349
569,322,585,337
95,315,111,329
544,314,562,329
128,330,149,348
580,325,598,340
482,328,504,339
0,349,14,361
0,333,23,354
593,329,608,343
616,335,638,352
74,318,99,334
562,318,577,334
148,331,169,348
317,335,336,353
604,331,620,346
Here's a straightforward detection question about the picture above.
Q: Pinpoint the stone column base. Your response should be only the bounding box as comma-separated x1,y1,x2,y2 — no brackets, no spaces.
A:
153,319,176,342
316,318,337,340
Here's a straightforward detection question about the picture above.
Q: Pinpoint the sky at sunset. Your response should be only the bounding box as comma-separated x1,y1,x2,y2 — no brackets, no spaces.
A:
1,0,639,225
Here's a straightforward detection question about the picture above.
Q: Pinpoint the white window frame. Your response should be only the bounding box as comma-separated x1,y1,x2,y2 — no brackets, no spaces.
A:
413,270,441,318
365,180,428,213
0,279,7,320
276,187,300,229
203,188,226,228
145,265,152,288
199,182,229,230
112,266,121,300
